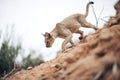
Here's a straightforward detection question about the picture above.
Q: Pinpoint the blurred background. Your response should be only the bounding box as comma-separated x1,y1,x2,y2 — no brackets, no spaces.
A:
0,0,117,76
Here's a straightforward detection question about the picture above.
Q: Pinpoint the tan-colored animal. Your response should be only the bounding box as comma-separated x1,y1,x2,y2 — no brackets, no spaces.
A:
43,1,98,51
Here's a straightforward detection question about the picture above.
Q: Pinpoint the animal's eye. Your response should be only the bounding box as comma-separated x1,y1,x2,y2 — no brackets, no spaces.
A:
47,37,51,40
47,35,52,39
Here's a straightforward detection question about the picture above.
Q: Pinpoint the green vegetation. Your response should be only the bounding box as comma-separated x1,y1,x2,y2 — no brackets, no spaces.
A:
0,40,21,76
0,26,44,77
22,54,44,69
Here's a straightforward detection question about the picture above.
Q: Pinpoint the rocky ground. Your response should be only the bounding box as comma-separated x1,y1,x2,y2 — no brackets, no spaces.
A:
4,0,120,80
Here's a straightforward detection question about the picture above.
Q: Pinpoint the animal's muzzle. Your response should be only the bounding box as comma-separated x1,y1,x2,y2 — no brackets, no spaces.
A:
46,42,51,47
46,45,51,47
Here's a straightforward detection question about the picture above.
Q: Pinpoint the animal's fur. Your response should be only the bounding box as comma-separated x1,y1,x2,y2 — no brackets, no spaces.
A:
43,1,98,51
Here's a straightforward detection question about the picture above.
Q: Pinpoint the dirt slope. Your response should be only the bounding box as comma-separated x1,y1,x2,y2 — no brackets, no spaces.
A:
6,1,120,80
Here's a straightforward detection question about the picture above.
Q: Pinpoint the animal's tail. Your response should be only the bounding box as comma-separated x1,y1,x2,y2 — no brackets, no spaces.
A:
84,1,94,17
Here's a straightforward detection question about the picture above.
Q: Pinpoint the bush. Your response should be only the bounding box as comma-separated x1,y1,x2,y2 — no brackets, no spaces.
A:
22,54,44,69
0,26,44,77
0,40,21,76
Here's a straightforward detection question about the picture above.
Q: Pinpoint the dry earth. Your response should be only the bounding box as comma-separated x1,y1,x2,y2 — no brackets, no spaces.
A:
4,0,120,80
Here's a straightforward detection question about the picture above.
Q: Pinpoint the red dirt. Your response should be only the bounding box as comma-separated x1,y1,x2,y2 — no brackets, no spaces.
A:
5,0,120,80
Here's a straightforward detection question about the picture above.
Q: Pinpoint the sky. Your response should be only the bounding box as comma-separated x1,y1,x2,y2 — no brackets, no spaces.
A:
0,0,118,61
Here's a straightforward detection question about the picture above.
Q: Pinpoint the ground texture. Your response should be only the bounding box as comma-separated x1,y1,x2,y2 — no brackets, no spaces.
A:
5,0,120,80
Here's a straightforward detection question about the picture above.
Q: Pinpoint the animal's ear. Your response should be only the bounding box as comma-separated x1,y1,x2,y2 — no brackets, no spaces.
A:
45,32,50,35
45,32,52,38
41,33,45,36
41,32,50,37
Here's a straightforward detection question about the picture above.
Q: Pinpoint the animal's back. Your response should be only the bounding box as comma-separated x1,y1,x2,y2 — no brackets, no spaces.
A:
61,13,81,25
60,13,81,33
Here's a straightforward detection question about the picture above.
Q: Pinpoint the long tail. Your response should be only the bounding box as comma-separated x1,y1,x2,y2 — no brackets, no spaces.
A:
84,1,94,17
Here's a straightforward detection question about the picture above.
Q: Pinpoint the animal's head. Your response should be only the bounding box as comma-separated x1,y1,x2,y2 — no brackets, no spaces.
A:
43,32,55,47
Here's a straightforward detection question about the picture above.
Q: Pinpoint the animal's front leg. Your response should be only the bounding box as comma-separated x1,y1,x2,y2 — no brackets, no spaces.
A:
70,40,74,46
62,35,73,52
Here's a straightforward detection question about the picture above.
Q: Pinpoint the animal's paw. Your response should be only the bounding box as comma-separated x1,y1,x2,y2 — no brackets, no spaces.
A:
94,27,99,30
79,36,83,40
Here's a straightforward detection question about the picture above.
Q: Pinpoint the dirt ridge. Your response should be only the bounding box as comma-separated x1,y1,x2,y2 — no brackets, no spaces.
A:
6,0,120,80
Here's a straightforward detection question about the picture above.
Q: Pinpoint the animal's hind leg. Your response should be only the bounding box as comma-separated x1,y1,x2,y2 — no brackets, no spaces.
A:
78,17,98,30
84,22,98,30
75,30,83,40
